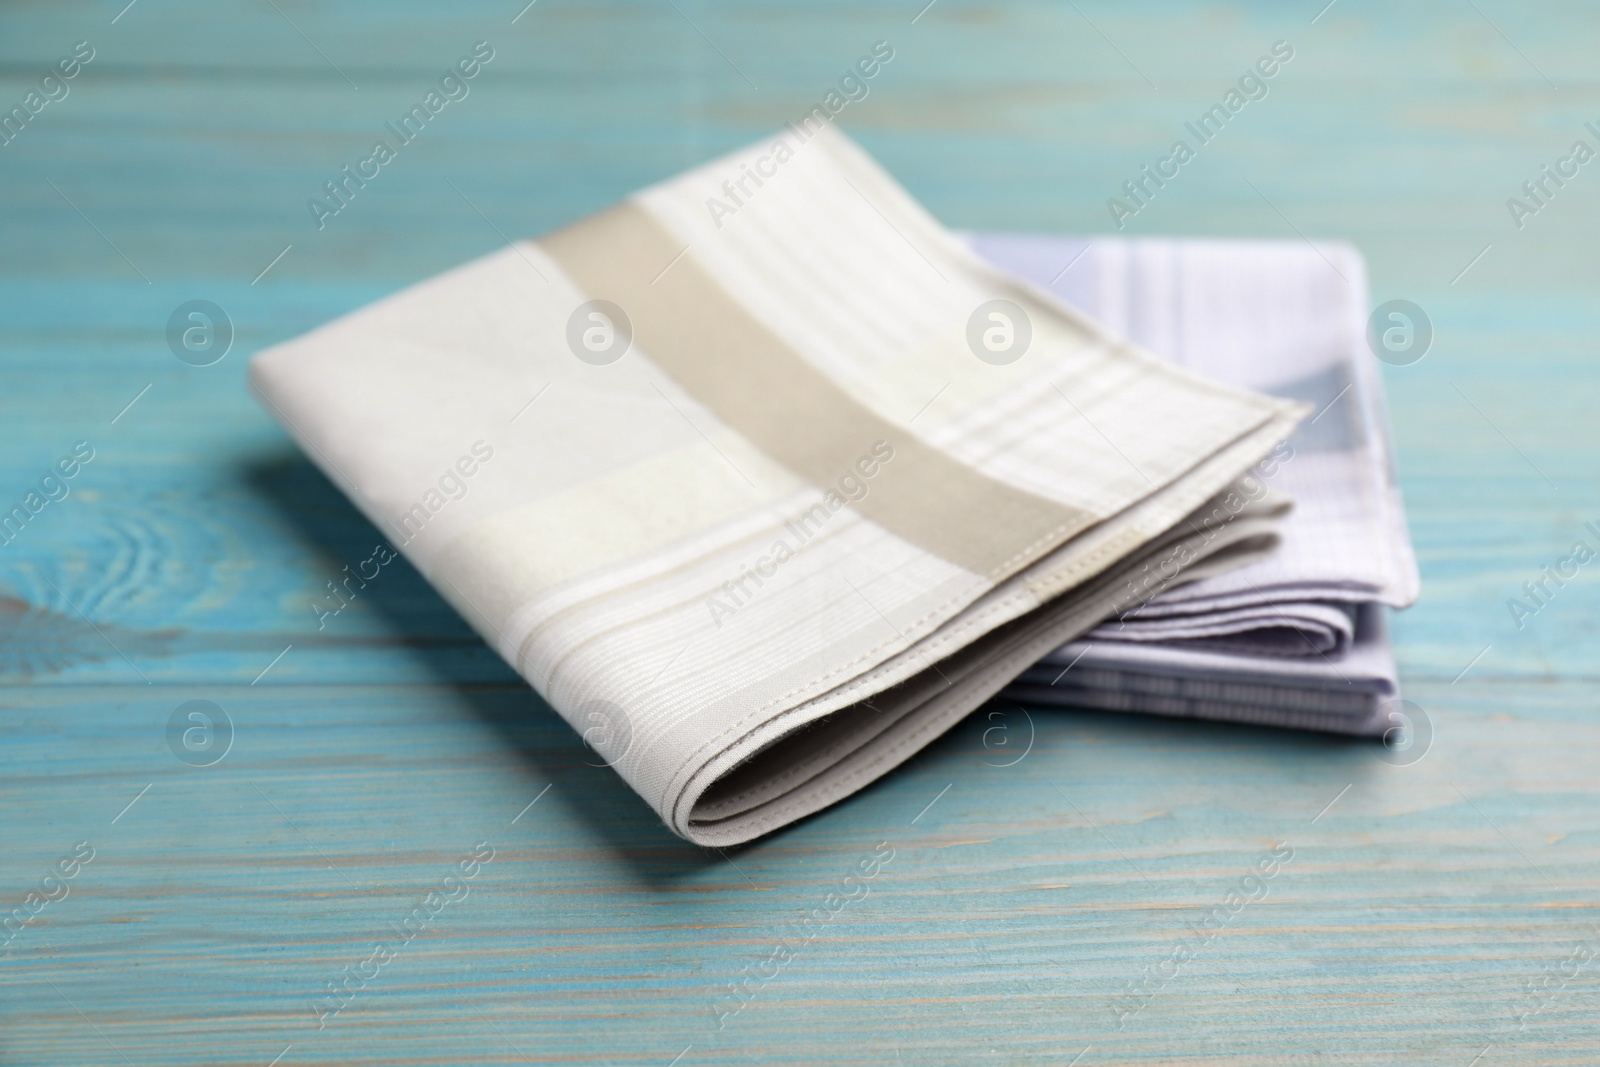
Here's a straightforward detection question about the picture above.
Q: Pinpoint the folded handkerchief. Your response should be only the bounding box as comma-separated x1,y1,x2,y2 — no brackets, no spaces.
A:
251,127,1305,844
976,234,1419,734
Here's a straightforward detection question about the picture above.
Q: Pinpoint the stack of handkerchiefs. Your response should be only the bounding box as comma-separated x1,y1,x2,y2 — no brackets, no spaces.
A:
252,127,1411,845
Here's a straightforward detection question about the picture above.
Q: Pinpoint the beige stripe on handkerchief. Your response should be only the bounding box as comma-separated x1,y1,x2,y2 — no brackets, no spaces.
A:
538,201,1093,581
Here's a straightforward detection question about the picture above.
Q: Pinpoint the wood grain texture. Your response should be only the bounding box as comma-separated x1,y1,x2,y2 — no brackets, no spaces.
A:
2,0,1598,1063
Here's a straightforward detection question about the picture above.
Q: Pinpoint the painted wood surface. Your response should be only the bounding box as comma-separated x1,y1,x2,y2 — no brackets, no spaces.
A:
2,0,1598,1063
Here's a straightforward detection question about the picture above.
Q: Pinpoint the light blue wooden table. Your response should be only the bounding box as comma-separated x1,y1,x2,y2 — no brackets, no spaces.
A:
3,1,1598,1063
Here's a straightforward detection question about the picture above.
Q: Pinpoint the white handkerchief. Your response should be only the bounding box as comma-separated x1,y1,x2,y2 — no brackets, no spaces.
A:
253,129,1304,843
973,233,1417,734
